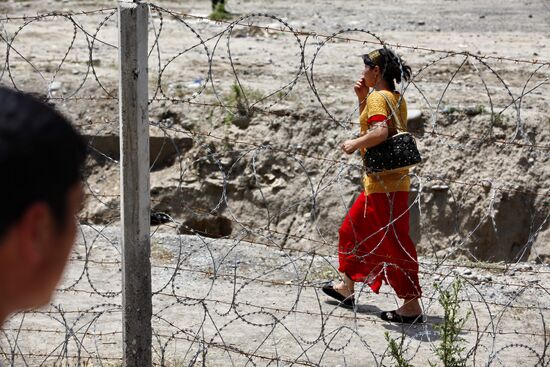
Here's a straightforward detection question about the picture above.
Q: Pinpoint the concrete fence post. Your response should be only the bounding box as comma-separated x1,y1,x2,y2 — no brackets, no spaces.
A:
118,2,151,366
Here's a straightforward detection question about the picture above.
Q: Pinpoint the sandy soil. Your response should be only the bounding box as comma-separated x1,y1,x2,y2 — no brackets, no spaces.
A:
2,226,549,366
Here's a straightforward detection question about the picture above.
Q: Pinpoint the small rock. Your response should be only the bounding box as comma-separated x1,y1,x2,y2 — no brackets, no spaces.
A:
432,184,449,191
417,21,425,26
481,180,492,190
479,15,486,19
49,81,62,91
442,105,458,114
464,105,484,116
150,212,171,226
462,269,472,276
271,178,286,190
407,109,423,123
232,114,251,129
91,58,101,67
264,173,276,182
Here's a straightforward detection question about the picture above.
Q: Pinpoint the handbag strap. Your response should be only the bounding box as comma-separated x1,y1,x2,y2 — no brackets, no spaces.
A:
374,90,406,136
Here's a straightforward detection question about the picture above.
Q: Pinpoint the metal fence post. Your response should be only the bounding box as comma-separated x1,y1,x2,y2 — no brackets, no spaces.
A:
118,2,151,366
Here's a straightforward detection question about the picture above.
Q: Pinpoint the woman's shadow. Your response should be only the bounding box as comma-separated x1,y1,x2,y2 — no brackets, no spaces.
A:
380,315,444,342
325,300,443,342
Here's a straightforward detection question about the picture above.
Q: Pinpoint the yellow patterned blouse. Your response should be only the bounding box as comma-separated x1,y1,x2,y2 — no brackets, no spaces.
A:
359,90,410,195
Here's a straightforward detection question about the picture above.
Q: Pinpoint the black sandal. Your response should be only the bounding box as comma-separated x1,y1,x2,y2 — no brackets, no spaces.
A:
380,310,424,324
321,284,355,308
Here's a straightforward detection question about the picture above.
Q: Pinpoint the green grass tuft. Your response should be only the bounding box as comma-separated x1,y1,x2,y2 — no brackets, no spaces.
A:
209,3,232,21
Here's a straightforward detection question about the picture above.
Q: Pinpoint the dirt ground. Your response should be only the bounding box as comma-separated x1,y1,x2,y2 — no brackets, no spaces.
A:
3,0,545,262
0,0,550,365
2,226,549,366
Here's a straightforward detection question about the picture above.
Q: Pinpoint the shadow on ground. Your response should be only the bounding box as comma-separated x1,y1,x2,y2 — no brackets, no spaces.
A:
324,299,443,342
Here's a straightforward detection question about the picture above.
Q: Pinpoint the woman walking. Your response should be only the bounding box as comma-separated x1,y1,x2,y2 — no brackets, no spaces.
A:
322,48,423,324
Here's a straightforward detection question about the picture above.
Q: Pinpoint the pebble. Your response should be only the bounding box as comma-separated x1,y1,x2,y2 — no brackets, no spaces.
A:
481,180,492,189
49,81,62,91
271,178,286,190
91,58,101,67
264,173,276,182
464,106,484,116
432,184,450,191
442,105,458,114
407,109,423,123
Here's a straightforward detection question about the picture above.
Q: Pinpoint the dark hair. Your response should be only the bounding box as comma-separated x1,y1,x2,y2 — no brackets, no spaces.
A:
0,87,87,238
363,48,412,90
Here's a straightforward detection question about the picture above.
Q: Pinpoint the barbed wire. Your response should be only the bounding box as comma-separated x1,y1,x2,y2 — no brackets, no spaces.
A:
1,3,549,367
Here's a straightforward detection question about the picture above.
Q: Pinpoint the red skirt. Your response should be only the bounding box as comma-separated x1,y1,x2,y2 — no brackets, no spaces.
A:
338,191,422,299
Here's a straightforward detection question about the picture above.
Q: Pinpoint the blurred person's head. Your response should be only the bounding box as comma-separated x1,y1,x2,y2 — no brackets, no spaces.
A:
361,48,411,90
0,87,87,325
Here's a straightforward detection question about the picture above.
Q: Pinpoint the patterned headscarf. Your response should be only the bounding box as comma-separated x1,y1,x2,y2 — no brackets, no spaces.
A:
362,49,384,68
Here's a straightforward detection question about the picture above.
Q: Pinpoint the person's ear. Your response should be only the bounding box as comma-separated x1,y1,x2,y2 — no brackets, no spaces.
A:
16,202,53,266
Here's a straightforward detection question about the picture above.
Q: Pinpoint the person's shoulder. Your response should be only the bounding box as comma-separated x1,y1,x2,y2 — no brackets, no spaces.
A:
382,90,408,109
367,92,388,111
367,91,387,103
367,91,389,116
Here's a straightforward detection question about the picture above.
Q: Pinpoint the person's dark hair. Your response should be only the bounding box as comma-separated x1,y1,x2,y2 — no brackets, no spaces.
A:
362,48,412,90
0,87,87,239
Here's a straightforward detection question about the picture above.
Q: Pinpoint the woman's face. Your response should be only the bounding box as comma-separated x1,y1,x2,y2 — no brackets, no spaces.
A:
362,63,381,88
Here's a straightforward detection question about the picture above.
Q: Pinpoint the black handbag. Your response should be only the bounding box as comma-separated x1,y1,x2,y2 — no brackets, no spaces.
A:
362,92,422,174
363,132,421,174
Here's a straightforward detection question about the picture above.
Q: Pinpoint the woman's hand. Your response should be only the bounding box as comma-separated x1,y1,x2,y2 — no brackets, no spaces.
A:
354,77,369,102
341,139,359,154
